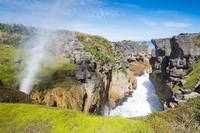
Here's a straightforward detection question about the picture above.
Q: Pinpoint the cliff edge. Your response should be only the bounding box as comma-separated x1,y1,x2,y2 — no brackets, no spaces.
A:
150,33,200,108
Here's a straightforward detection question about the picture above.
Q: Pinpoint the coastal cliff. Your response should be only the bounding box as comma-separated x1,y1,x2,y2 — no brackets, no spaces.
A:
30,34,151,115
0,23,151,115
150,33,200,108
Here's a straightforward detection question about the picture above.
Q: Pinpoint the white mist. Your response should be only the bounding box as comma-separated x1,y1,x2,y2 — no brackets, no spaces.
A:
20,32,50,94
19,0,63,94
109,72,163,118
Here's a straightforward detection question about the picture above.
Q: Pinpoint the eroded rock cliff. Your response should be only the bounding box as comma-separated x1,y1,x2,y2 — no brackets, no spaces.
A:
30,34,151,115
0,23,152,115
150,33,200,108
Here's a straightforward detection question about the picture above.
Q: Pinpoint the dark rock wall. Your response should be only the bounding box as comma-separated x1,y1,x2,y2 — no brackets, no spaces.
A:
150,33,200,108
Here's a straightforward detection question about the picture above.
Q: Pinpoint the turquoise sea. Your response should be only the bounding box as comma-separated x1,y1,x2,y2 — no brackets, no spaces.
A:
137,41,154,49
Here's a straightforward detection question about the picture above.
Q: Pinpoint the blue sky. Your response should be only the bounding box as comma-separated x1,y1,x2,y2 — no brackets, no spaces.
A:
0,0,200,41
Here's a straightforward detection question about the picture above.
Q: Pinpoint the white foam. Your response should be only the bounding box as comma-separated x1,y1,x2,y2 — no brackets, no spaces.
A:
109,72,163,118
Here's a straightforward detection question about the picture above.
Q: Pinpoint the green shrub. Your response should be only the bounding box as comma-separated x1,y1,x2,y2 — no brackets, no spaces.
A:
153,69,162,75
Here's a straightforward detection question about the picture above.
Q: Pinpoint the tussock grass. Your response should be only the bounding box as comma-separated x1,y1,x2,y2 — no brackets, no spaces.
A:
0,103,151,133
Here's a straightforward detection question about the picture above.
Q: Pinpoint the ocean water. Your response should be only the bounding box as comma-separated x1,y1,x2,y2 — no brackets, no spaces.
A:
108,72,163,118
137,41,154,49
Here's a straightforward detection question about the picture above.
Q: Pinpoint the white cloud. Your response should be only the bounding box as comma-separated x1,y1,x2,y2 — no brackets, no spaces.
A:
162,22,191,27
153,10,176,15
110,2,139,8
83,7,118,19
140,18,157,26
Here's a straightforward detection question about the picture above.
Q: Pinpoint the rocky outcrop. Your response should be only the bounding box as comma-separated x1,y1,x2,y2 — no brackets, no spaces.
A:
108,70,133,109
28,32,151,115
1,24,152,115
112,41,151,75
150,33,200,108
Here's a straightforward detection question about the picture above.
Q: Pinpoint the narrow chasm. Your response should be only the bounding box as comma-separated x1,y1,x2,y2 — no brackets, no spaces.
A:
108,72,163,118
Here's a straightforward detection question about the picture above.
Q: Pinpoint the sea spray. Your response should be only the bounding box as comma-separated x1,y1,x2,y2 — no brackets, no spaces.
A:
20,31,51,94
19,0,65,94
109,72,163,118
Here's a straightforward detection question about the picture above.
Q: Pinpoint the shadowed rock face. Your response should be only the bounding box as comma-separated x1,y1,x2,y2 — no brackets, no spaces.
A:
150,33,200,108
0,81,33,103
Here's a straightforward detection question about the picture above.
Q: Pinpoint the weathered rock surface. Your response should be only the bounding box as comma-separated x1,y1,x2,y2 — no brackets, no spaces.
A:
150,33,200,108
1,25,152,115
30,86,86,110
30,37,151,115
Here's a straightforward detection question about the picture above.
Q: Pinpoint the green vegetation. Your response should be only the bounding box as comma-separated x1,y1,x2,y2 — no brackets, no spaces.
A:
32,54,77,91
172,58,200,92
76,32,117,63
135,97,200,133
1,97,200,132
191,33,200,46
0,23,77,90
0,23,37,45
153,69,162,75
0,44,17,87
173,84,180,92
0,43,77,90
121,66,127,75
182,58,200,90
0,103,151,133
122,40,132,42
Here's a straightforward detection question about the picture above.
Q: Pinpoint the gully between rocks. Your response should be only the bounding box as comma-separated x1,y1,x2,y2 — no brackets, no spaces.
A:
108,72,163,118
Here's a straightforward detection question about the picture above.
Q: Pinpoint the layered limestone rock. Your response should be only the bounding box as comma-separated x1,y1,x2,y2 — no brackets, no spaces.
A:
108,70,133,109
30,86,86,110
150,33,200,108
